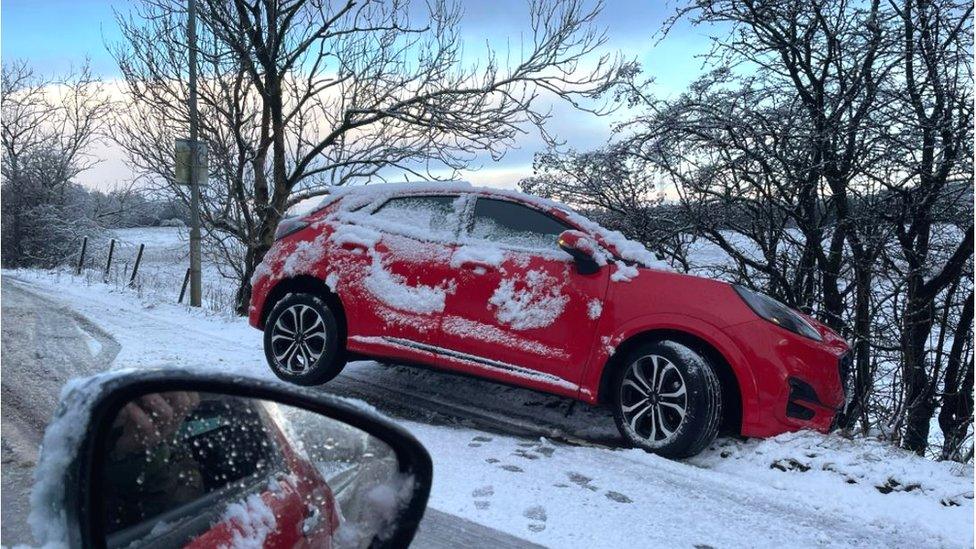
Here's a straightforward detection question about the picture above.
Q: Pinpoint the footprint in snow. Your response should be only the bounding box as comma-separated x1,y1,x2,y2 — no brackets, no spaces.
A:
469,435,492,448
523,505,547,532
605,491,632,504
500,464,523,473
512,448,539,460
567,471,598,491
472,485,493,510
485,458,500,464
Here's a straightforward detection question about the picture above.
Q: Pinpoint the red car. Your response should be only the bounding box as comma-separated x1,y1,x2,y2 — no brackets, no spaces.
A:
249,183,851,458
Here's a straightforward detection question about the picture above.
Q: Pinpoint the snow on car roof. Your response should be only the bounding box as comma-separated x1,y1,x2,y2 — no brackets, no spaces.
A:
300,182,671,271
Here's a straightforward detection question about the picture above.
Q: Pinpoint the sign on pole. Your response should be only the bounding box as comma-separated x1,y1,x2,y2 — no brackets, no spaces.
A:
175,138,208,187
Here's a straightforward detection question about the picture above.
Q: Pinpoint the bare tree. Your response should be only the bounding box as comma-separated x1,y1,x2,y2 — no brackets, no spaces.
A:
111,0,625,312
1,61,111,267
876,0,974,453
518,146,696,269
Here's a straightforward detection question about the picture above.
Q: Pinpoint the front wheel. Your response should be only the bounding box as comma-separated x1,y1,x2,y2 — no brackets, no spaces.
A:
611,340,722,459
263,293,345,385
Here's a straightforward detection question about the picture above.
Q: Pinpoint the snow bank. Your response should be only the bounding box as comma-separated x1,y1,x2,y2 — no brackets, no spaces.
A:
690,431,974,546
411,422,973,548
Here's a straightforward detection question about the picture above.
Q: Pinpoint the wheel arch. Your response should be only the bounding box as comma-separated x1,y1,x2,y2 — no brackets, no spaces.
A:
596,326,751,436
259,275,347,346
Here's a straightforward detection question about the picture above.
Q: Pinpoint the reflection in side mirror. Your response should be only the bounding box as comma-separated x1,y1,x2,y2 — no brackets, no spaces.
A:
557,229,602,275
98,391,413,549
26,372,430,549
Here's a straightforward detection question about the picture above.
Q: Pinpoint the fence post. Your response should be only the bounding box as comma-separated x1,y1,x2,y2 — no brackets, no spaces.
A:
76,236,88,275
128,244,145,287
178,268,191,303
103,239,116,281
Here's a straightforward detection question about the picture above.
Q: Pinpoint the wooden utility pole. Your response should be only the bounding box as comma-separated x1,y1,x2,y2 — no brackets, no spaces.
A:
186,0,203,307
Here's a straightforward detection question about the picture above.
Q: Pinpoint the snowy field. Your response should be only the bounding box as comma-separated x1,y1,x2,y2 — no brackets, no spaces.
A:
3,226,974,547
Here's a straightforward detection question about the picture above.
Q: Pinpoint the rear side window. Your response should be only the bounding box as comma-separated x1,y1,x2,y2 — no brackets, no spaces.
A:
470,198,571,250
370,195,458,239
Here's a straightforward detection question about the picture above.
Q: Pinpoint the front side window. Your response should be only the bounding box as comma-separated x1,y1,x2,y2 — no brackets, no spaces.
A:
370,195,459,239
470,198,571,250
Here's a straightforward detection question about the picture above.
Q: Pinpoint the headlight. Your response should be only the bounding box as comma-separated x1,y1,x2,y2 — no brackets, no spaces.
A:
274,217,309,241
733,285,822,341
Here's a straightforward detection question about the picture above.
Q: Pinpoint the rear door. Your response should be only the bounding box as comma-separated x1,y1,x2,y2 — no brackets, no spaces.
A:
339,194,462,344
438,196,609,395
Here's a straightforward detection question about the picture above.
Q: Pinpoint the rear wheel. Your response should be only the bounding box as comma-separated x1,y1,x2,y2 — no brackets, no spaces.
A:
611,340,721,459
263,293,345,385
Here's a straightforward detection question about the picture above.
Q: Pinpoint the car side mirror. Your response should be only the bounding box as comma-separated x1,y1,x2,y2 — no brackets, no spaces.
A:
30,371,432,549
557,230,602,275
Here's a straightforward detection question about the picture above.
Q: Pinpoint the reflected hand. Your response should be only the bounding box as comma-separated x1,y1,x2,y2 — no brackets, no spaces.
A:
113,392,201,455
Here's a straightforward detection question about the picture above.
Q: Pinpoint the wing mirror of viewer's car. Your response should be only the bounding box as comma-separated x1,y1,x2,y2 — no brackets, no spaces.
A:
30,370,432,549
558,230,602,275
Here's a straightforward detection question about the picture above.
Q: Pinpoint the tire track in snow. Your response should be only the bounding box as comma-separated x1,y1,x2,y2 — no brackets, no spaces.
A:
326,369,625,450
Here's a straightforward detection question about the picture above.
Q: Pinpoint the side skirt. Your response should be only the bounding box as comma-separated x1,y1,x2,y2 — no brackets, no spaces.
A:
348,335,578,393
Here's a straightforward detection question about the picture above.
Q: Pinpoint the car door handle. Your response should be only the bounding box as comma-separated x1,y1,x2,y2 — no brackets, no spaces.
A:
340,242,368,254
460,261,494,274
302,504,321,536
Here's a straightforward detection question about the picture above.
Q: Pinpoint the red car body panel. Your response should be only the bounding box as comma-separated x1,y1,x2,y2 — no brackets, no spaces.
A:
249,186,850,439
183,406,339,549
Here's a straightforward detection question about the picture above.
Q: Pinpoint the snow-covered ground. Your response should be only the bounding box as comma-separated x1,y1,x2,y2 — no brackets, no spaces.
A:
3,224,973,548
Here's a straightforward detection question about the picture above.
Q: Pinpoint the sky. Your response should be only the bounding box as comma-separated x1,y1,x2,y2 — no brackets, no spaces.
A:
1,0,715,190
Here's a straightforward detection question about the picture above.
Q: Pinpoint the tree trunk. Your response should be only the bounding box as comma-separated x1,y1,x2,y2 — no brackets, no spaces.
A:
840,262,873,431
901,289,938,454
938,291,974,459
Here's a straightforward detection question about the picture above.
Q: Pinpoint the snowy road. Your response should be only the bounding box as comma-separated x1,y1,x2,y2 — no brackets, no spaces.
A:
1,278,120,547
1,271,972,548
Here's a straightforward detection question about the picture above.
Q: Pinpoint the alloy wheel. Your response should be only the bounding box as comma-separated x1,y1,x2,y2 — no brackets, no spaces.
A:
270,304,327,374
619,354,688,444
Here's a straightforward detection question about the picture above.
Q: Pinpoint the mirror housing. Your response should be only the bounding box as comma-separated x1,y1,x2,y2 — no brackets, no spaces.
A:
29,370,432,549
557,230,602,275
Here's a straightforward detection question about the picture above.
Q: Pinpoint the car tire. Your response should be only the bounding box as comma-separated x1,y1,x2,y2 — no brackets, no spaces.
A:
611,340,722,459
263,293,345,386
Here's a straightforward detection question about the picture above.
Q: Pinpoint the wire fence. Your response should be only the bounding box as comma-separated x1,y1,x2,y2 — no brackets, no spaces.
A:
61,228,238,315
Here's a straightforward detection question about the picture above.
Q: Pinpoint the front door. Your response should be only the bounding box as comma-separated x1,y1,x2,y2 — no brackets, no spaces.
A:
439,196,609,395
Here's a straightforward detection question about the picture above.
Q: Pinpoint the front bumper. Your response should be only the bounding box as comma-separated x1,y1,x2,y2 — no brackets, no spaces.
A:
724,319,850,437
786,350,852,424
